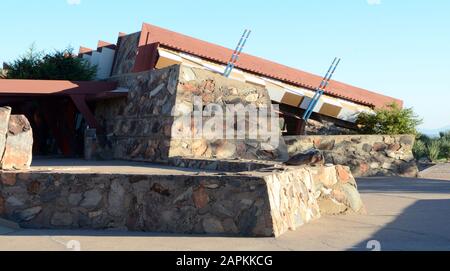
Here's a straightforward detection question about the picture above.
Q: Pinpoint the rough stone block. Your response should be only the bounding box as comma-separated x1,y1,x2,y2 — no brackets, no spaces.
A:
1,115,33,170
0,107,11,162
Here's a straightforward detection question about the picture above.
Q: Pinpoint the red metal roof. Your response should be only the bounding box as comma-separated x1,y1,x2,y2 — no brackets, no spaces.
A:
139,23,402,109
0,79,117,96
97,40,116,51
78,46,93,56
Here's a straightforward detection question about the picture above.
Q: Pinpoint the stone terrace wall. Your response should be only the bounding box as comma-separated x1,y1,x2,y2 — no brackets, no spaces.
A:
92,66,180,162
284,135,418,177
0,165,362,237
91,64,287,162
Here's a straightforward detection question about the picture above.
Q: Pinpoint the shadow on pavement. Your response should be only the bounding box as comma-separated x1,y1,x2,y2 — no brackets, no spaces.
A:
349,198,450,251
357,177,450,194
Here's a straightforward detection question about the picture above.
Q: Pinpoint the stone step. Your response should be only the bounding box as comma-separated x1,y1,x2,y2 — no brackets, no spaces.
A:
0,217,21,234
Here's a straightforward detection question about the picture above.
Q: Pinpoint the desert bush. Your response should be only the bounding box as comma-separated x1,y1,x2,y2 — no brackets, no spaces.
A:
414,131,450,161
440,138,450,159
439,131,450,143
413,139,427,159
427,140,441,162
356,103,422,135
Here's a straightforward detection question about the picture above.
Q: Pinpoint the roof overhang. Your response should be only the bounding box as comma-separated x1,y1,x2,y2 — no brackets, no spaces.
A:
136,22,403,109
0,79,118,96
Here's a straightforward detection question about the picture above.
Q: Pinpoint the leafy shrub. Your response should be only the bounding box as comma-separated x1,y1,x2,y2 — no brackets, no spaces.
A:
356,103,422,135
4,45,96,81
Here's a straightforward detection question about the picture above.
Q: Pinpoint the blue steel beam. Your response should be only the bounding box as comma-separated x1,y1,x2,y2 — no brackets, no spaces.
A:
302,58,341,121
224,29,251,77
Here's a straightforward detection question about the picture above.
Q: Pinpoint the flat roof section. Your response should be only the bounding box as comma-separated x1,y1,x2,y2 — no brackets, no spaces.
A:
0,79,117,96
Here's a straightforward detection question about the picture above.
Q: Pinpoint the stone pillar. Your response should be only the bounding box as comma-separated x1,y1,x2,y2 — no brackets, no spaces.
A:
102,64,289,163
0,107,11,162
84,128,97,160
0,115,33,170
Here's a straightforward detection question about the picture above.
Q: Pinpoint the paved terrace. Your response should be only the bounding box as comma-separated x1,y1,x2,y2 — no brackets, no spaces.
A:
1,160,450,251
419,163,450,180
27,159,220,175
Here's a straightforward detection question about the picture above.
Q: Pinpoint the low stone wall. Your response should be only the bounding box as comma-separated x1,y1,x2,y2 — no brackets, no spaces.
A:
284,135,418,177
0,164,362,237
167,157,274,172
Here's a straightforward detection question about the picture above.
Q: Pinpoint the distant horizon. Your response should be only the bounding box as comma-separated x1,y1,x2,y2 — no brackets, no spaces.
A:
420,125,450,136
1,0,449,130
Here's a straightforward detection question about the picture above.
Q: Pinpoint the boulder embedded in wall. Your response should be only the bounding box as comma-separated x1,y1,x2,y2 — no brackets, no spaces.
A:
1,115,33,170
0,107,11,161
51,212,73,227
341,184,364,212
214,141,237,159
317,197,348,215
398,160,419,177
310,165,364,215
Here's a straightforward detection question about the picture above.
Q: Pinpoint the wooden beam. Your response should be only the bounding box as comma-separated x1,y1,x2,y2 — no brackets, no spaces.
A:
70,94,102,132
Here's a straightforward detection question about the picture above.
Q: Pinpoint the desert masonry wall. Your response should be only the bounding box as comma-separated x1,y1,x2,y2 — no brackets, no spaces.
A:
284,134,418,177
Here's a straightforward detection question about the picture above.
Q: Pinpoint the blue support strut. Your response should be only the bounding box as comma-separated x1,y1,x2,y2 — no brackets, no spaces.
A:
302,58,341,121
224,29,251,77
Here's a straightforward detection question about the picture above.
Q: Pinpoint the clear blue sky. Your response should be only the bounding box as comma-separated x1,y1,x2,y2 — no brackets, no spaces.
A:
1,0,449,130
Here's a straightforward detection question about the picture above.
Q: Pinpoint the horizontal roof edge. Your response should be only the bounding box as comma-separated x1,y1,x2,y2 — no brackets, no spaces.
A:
141,22,402,109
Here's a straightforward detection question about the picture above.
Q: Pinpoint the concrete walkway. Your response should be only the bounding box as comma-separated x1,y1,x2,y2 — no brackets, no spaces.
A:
418,163,450,180
1,177,450,251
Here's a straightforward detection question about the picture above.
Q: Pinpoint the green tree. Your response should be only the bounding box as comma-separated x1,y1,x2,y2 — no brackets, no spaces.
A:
356,103,422,135
5,45,96,81
4,44,43,79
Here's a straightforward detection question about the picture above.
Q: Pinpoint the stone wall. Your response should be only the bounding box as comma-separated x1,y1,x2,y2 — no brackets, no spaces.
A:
0,107,33,170
111,32,140,76
0,164,362,237
305,119,357,135
90,64,287,162
284,134,418,177
87,97,128,160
